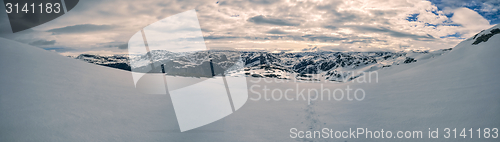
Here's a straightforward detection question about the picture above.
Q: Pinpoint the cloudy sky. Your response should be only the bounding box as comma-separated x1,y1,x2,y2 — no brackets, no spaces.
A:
0,0,499,55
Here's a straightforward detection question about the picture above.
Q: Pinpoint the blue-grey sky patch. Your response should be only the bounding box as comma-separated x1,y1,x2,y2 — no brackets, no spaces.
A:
440,32,464,39
427,0,500,24
407,14,420,22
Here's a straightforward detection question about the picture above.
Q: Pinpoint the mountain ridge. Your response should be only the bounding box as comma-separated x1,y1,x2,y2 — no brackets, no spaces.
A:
72,48,452,82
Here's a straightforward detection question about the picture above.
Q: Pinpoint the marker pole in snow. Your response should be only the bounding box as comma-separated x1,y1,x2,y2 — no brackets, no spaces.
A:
209,59,215,77
161,64,165,74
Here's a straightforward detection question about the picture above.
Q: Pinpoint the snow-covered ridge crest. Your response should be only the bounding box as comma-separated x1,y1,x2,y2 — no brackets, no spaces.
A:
471,24,500,45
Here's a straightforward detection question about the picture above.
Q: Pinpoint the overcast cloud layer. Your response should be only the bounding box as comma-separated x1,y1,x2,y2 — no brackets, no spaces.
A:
0,0,498,55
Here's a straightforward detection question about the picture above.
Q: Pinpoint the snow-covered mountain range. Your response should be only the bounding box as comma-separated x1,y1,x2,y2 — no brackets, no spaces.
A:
72,49,452,82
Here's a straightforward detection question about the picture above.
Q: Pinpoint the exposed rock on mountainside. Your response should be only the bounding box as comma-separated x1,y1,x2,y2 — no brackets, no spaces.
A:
473,28,500,45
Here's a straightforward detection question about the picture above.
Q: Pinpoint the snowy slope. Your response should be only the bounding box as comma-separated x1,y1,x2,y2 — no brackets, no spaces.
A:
1,24,499,142
309,24,500,141
213,24,500,142
0,38,227,141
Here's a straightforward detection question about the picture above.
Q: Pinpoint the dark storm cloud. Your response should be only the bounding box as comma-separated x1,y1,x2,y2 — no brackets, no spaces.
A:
201,28,213,32
248,0,280,5
118,44,128,49
29,39,56,46
204,34,346,43
347,26,435,40
266,29,288,34
203,35,241,40
96,42,129,49
218,0,280,6
46,24,115,34
324,25,338,30
43,47,75,53
303,35,347,42
247,15,300,26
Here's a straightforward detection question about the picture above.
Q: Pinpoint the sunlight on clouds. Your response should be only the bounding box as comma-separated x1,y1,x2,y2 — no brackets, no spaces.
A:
3,0,496,54
452,7,491,36
198,0,494,52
